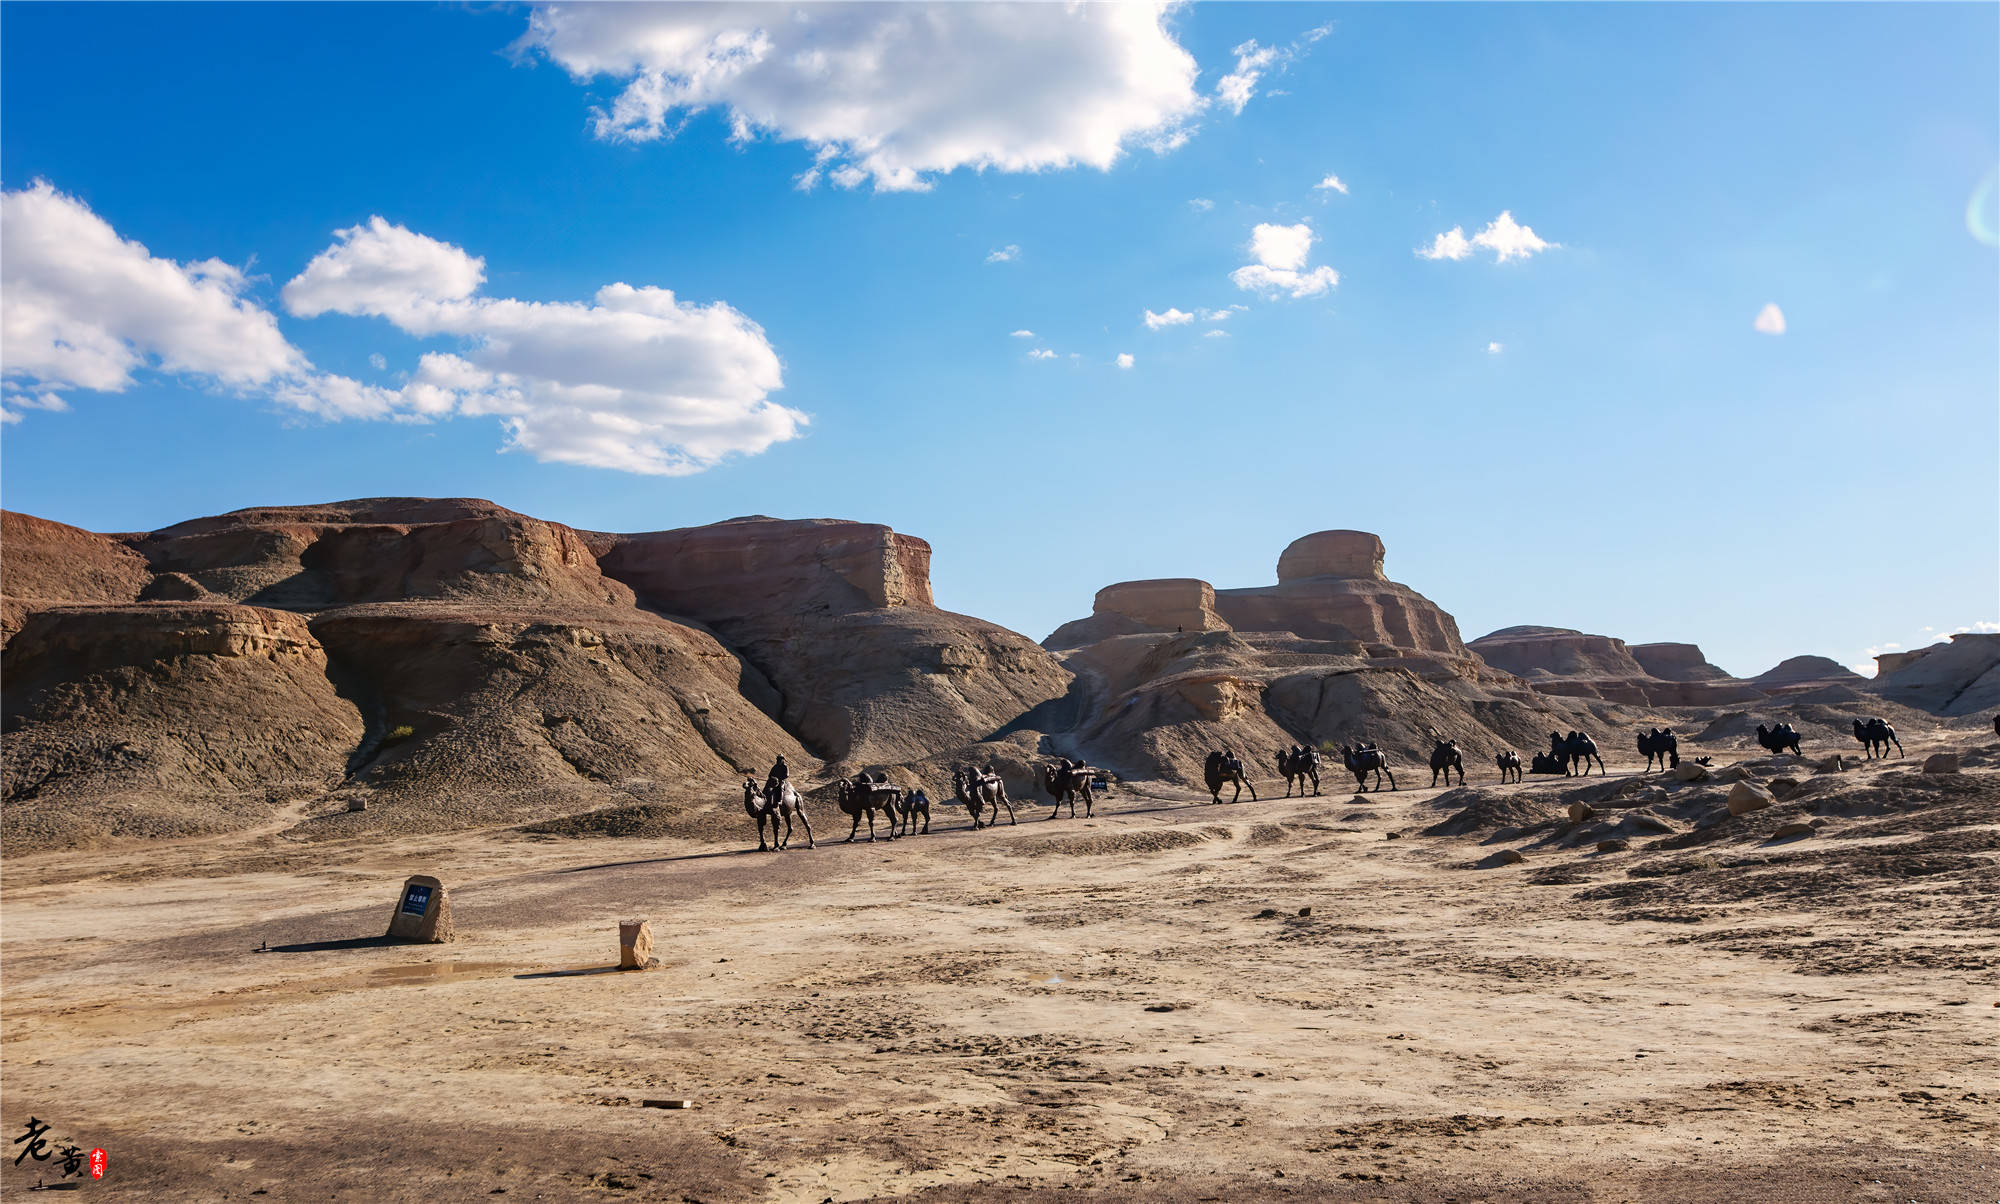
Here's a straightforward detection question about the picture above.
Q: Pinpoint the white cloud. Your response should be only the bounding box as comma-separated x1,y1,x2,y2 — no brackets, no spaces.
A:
368,353,388,371
1753,303,1786,335
1115,352,1134,369
281,218,801,475
1010,329,1035,338
1143,307,1194,329
1314,173,1348,195
1027,348,1056,360
1471,211,1554,262
1188,197,1214,212
1230,221,1338,299
986,244,1020,264
282,216,485,321
1248,222,1312,271
1204,329,1229,339
519,3,1204,192
1213,24,1329,115
1198,307,1234,322
1417,227,1472,261
1487,342,1504,354
1,180,307,413
1419,211,1556,264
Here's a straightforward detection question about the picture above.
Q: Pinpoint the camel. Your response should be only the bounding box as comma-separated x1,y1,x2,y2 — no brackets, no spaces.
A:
1428,739,1464,788
837,772,906,842
1852,717,1904,759
952,765,1017,829
1039,759,1097,819
1755,723,1802,757
895,788,933,837
1552,730,1605,777
1341,743,1396,792
1636,727,1679,772
741,777,814,851
1495,750,1523,784
1276,745,1321,796
1202,749,1256,804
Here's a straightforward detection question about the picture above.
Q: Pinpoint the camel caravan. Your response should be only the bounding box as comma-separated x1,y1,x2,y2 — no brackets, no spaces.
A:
732,713,1919,850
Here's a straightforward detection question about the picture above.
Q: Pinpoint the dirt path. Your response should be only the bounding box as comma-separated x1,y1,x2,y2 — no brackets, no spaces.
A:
3,753,1996,1201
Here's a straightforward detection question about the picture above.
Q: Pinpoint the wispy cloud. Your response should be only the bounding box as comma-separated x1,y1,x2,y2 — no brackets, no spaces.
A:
1027,347,1056,360
986,244,1021,264
1486,341,1504,354
1753,303,1786,335
1143,307,1194,329
1314,173,1348,195
1010,329,1035,338
1188,197,1214,212
1214,23,1332,115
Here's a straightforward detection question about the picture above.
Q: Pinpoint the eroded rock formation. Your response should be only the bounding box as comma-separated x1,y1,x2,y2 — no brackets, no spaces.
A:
1871,633,2000,716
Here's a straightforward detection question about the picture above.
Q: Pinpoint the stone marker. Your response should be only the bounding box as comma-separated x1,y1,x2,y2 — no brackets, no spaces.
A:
1673,762,1710,782
619,920,654,969
1726,782,1774,816
1771,822,1815,840
386,874,453,943
347,797,367,812
1920,753,1961,775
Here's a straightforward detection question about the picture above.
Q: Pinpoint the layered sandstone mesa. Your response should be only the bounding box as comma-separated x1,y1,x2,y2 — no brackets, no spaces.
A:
2,603,365,845
1631,642,1731,682
1871,633,2000,716
1752,655,1866,693
593,518,1071,767
135,498,634,611
1468,626,1647,679
1,511,152,643
590,516,932,615
1044,578,1228,649
1211,531,1466,655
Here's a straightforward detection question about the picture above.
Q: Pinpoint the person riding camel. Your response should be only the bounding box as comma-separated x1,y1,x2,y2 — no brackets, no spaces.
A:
764,755,789,798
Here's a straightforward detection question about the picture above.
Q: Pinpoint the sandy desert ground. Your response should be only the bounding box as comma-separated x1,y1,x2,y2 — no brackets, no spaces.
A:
4,737,1997,1202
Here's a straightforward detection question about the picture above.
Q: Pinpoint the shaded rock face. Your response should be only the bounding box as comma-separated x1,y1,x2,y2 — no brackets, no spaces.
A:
1469,626,1646,680
300,604,808,837
592,516,1069,768
1631,642,1730,682
2,604,365,846
1,511,152,643
1871,633,2000,716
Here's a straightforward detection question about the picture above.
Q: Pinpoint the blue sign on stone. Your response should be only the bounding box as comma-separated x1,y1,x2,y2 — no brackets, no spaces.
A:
400,884,433,917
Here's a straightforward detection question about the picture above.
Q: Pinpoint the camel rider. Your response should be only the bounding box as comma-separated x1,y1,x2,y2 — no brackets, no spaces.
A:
764,755,789,797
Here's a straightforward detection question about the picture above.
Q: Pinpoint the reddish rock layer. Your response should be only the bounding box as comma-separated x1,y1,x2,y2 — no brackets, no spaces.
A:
1,510,152,642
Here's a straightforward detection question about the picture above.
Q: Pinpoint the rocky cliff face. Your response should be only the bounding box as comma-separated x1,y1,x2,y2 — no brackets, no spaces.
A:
1214,531,1467,655
593,516,1069,768
1469,626,1648,680
1044,531,1468,658
1630,642,1731,682
1751,655,1867,693
1,511,152,643
1870,634,2000,716
134,498,634,611
3,603,365,845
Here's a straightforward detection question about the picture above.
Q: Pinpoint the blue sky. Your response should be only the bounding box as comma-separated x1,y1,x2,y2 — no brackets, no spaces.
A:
3,2,1994,677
